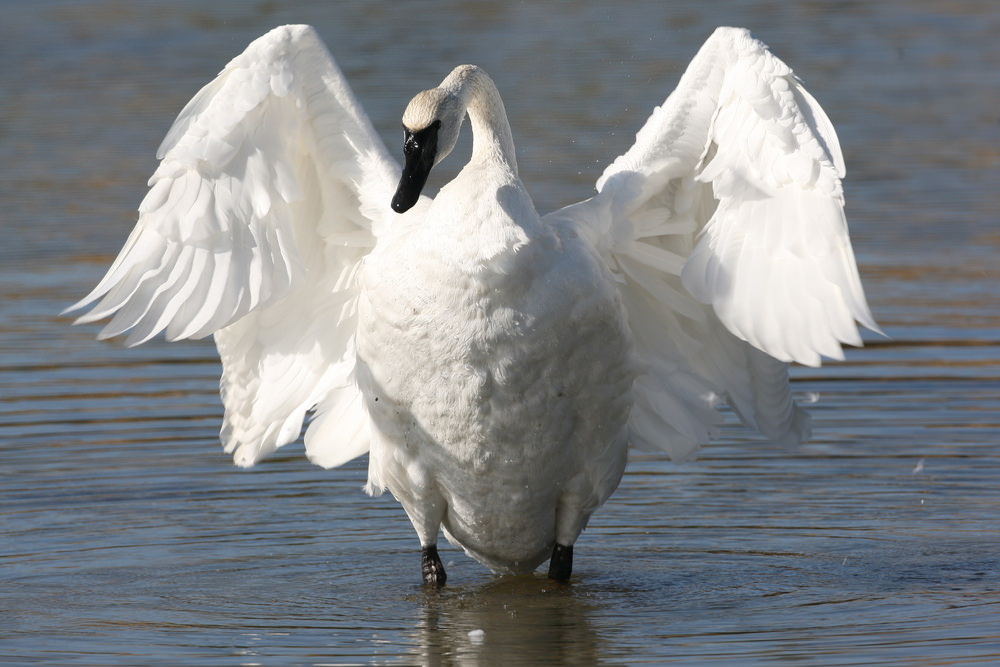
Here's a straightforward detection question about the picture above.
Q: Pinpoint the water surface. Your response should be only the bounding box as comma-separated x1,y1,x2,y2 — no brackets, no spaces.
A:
2,1,999,664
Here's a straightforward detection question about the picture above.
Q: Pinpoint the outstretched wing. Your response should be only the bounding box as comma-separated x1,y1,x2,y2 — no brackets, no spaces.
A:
68,25,402,468
548,27,878,460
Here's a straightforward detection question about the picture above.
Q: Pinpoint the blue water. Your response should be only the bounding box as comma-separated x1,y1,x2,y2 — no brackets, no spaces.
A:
2,1,999,664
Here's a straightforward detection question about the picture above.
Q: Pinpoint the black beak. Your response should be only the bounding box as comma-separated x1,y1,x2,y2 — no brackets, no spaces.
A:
391,121,441,214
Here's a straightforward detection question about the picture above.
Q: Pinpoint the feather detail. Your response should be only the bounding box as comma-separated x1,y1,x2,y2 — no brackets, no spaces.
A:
550,26,878,459
67,25,402,467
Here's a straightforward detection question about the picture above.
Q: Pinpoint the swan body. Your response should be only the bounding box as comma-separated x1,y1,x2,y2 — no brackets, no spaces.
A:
70,25,878,583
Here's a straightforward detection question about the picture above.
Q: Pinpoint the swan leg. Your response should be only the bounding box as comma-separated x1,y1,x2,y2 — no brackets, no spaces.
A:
421,545,447,586
547,543,573,581
404,490,448,585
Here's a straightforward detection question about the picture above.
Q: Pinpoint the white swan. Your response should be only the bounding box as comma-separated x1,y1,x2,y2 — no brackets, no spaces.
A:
69,25,878,584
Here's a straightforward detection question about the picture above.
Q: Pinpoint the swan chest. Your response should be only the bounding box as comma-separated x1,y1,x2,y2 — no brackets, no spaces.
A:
354,219,634,570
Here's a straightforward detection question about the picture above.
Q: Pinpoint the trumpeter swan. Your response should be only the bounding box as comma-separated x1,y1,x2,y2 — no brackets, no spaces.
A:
69,25,878,584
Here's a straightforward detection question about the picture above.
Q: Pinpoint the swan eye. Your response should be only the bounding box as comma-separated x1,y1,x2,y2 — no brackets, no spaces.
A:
403,131,419,155
402,120,442,157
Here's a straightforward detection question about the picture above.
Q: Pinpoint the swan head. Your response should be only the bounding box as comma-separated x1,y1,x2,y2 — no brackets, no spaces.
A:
391,87,465,213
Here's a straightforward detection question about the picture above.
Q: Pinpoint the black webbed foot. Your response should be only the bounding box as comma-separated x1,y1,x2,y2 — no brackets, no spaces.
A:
421,545,447,586
547,543,573,582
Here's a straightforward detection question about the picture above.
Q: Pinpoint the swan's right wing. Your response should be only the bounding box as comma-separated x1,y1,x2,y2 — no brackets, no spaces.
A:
68,25,402,468
549,27,878,460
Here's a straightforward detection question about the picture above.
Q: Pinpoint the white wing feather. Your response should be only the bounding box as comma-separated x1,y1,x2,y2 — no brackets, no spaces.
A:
68,25,401,468
550,27,878,460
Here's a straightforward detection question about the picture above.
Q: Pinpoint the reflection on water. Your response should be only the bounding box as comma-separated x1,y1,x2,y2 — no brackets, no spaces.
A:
3,0,1000,665
412,579,602,665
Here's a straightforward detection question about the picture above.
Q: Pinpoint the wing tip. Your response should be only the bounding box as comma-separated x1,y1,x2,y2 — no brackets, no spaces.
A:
711,26,753,40
252,24,318,49
226,436,266,469
857,310,886,340
62,295,94,318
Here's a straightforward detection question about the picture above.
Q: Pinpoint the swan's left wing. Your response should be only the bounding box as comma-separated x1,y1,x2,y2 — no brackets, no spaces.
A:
68,25,402,468
548,27,878,459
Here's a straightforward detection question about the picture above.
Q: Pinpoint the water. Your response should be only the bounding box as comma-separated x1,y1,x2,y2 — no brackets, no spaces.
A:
2,1,998,664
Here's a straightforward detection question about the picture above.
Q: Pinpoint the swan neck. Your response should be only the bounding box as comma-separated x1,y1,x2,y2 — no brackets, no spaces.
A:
446,66,517,174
